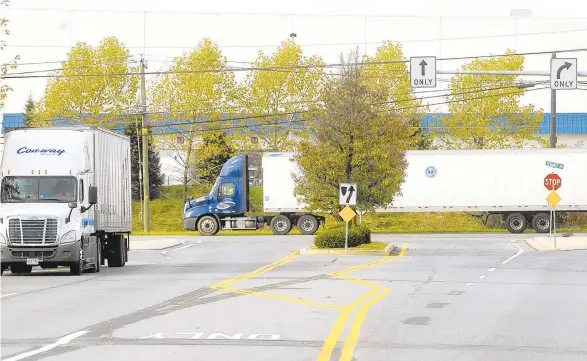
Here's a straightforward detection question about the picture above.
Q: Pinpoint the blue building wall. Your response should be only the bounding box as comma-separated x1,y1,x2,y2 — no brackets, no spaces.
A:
3,112,587,135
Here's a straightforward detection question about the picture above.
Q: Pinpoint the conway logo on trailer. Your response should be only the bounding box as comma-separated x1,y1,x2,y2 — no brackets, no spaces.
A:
17,147,66,156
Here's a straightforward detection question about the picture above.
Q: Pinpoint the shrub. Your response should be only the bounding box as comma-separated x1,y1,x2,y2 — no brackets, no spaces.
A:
314,224,371,248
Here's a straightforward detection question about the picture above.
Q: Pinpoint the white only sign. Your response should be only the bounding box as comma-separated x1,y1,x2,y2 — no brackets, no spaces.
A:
550,58,577,90
339,183,357,206
410,56,437,88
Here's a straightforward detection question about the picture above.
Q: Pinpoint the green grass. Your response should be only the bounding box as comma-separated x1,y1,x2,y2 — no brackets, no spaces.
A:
354,242,387,250
308,242,387,251
132,185,587,235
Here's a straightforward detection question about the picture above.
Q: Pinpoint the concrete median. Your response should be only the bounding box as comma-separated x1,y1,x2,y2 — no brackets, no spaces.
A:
525,234,587,251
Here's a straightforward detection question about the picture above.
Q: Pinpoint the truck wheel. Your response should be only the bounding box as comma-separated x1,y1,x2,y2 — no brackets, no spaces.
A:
108,235,125,267
297,215,319,235
11,264,33,274
532,213,551,233
270,215,292,235
69,259,83,276
198,216,219,236
505,213,527,234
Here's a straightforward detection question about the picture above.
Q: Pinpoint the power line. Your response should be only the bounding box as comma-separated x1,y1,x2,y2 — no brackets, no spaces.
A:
5,60,138,76
4,47,587,80
33,85,548,132
1,55,138,68
7,7,587,21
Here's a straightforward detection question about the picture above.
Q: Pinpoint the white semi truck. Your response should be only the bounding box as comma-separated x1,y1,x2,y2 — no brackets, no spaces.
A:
0,127,132,275
184,149,587,235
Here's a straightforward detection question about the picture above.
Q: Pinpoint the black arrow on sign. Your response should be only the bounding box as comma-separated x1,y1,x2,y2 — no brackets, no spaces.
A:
556,62,572,79
419,60,427,76
346,185,355,204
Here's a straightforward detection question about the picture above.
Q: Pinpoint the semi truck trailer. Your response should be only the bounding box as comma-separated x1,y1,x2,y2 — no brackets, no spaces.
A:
183,153,325,236
184,148,587,235
0,127,132,275
377,148,587,233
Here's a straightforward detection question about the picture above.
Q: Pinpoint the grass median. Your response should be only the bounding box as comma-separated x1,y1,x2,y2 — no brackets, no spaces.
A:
132,185,587,235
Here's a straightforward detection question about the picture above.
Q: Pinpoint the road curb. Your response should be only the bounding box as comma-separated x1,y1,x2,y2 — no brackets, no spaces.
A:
299,242,401,256
525,233,587,252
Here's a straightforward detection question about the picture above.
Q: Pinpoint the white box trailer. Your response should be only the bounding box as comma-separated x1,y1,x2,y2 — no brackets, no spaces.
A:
0,127,132,275
377,148,587,233
262,152,309,212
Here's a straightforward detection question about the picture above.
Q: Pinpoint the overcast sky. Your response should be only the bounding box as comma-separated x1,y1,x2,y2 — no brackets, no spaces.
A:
2,0,587,115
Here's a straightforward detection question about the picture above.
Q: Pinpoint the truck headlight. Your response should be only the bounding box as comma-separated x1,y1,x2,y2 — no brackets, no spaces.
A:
60,231,77,244
0,233,6,245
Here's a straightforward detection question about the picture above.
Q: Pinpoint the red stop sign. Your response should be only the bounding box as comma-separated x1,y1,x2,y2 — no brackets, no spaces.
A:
544,173,562,191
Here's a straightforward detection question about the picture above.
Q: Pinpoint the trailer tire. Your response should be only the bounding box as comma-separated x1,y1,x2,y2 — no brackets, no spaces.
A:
297,215,319,235
108,235,125,267
198,216,219,236
505,213,528,234
532,213,551,233
270,215,292,235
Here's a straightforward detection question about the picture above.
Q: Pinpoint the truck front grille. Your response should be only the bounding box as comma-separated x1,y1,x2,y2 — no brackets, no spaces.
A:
10,250,55,258
8,219,59,245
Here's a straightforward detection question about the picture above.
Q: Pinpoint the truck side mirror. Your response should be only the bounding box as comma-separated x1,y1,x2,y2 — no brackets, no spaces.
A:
65,201,78,224
88,186,98,205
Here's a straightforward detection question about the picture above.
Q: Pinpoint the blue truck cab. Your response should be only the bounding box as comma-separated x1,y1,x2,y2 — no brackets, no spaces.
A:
183,154,324,236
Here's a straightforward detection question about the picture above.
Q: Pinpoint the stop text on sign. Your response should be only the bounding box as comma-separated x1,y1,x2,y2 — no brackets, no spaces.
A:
544,174,562,191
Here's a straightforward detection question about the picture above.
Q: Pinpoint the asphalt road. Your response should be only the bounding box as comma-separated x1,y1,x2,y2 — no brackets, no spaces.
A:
1,233,586,361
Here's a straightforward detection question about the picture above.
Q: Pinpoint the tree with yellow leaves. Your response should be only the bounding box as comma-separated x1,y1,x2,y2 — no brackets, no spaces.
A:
436,50,543,149
235,40,325,152
150,38,235,202
363,41,430,149
34,37,138,128
1,0,19,110
293,50,411,216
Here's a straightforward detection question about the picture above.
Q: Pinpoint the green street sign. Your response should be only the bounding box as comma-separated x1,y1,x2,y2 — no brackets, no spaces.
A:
546,161,564,170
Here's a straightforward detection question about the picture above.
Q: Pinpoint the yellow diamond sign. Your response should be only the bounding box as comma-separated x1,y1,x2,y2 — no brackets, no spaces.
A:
339,205,357,223
546,191,561,207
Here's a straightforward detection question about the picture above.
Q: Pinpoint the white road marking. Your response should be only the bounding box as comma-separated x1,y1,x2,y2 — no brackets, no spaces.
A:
0,293,17,298
478,275,486,279
488,268,496,272
466,283,474,286
4,331,88,361
160,243,197,255
501,242,525,265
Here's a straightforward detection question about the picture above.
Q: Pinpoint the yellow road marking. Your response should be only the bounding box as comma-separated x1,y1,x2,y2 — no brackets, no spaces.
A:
209,243,409,361
339,286,391,361
316,243,408,361
315,287,380,361
210,251,298,289
220,286,343,310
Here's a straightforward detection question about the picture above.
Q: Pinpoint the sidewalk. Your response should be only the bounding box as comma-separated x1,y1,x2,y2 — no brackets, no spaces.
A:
526,235,587,251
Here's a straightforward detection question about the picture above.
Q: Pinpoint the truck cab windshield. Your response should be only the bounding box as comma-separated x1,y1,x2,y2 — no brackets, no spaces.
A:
1,176,77,203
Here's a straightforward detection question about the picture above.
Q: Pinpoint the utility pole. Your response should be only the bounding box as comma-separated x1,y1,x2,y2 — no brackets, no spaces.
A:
140,55,151,232
550,52,557,149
